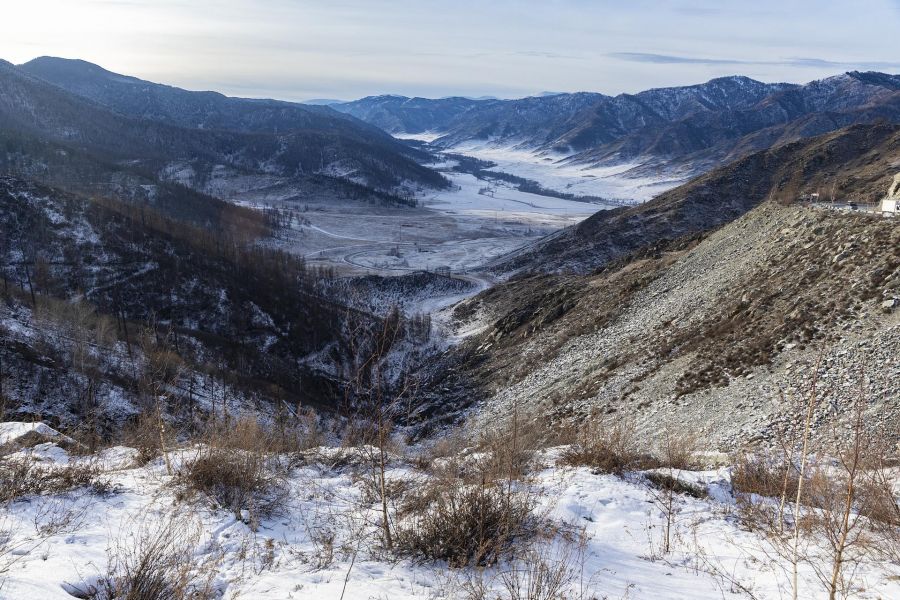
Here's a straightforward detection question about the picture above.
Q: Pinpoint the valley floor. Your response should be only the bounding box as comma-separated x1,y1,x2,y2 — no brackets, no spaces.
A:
252,168,598,278
238,143,679,323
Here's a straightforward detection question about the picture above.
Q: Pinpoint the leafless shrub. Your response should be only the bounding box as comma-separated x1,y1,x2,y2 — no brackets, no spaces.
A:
271,408,324,453
120,411,179,466
645,472,708,499
558,417,648,475
732,452,800,500
475,408,544,482
175,418,288,522
498,531,591,600
446,528,597,600
395,477,537,567
642,425,703,556
654,427,700,470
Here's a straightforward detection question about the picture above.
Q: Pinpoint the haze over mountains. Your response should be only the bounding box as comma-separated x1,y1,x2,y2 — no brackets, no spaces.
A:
5,56,900,212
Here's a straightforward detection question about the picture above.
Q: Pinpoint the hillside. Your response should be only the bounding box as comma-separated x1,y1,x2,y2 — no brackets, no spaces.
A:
571,72,900,171
486,122,900,276
338,73,900,183
0,176,395,432
336,77,791,150
430,124,900,448
0,59,448,208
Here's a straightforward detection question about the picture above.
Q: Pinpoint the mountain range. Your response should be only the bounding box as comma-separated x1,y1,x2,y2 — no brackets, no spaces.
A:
0,57,449,226
336,72,900,175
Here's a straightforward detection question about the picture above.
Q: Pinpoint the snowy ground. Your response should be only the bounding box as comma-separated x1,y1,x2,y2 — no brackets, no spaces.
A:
397,134,686,203
445,141,685,203
241,165,603,331
250,169,599,280
3,424,899,600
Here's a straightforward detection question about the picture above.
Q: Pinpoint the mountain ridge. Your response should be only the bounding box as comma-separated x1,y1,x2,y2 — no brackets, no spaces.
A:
0,58,449,220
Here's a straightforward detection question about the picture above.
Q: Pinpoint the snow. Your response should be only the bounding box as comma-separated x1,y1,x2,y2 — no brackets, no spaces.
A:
423,171,606,219
394,131,444,143
3,440,898,599
0,422,70,446
446,140,685,203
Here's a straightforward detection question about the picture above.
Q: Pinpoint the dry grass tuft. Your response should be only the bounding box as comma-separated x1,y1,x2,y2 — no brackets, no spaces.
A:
558,418,649,475
731,452,799,499
175,417,289,521
0,457,113,503
72,516,218,600
644,472,708,499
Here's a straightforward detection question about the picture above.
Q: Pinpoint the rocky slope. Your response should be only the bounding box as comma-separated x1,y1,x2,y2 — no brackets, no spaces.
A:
428,124,900,449
448,203,899,449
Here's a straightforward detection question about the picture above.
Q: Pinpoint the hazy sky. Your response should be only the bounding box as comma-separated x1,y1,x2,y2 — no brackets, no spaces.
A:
3,0,900,101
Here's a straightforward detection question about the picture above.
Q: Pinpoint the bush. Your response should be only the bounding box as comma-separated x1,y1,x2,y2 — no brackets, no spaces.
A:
0,458,112,503
731,453,799,499
178,447,286,521
645,472,708,499
176,418,288,520
120,411,179,466
395,480,536,567
654,428,699,470
558,419,648,475
476,411,544,482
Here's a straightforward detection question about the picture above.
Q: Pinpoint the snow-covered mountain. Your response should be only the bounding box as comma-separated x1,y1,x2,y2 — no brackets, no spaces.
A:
336,72,900,175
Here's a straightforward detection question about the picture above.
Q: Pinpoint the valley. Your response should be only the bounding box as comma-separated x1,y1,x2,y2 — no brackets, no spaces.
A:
0,51,898,600
254,163,608,276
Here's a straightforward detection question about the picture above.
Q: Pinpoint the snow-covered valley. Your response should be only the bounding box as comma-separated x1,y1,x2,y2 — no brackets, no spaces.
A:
3,51,899,600
433,140,686,203
240,141,680,322
250,165,601,278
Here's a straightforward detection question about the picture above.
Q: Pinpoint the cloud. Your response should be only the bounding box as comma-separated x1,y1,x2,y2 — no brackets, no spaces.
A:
512,51,584,60
609,52,748,65
610,52,900,71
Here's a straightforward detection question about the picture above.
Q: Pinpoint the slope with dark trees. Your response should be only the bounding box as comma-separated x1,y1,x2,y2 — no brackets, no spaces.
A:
0,175,387,429
337,72,900,177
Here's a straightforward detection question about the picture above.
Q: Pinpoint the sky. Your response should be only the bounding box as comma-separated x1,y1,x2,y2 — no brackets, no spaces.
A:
2,0,900,101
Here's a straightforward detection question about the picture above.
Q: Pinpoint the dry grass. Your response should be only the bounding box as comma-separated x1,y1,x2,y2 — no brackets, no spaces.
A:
645,472,708,499
175,418,289,521
558,418,650,475
731,452,799,499
0,457,113,503
119,411,179,467
72,516,218,600
475,411,545,482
